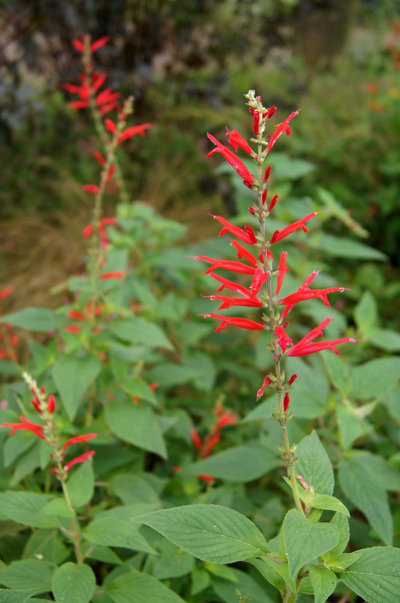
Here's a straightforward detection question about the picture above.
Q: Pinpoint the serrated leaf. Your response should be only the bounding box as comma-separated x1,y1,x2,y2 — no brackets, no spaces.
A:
311,494,350,517
53,354,102,420
309,566,337,603
0,588,38,603
296,431,334,495
134,505,268,564
339,456,393,545
183,446,280,482
283,509,339,580
327,551,362,570
106,568,185,603
52,562,95,603
0,308,63,332
340,547,400,603
247,558,285,592
0,492,58,529
212,567,276,603
83,517,156,554
329,513,350,556
22,529,68,565
321,351,351,395
41,498,75,519
109,317,173,351
0,560,55,593
66,460,94,508
337,403,371,450
349,357,400,400
105,402,166,458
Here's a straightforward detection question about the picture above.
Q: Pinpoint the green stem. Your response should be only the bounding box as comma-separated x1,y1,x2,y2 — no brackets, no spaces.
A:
61,477,84,564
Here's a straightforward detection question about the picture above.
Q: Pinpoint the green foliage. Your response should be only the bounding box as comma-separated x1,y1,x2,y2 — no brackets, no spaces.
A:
51,563,96,603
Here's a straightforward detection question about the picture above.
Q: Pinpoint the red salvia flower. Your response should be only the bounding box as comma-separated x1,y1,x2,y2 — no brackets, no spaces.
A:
105,118,117,134
1,417,45,440
64,326,81,334
83,225,94,238
198,475,214,484
264,166,271,183
287,374,298,386
191,255,256,276
229,240,258,267
270,212,320,244
47,395,56,414
200,314,264,333
64,450,95,472
118,124,152,143
90,37,110,53
275,252,289,297
205,295,262,311
257,375,272,401
92,72,107,92
202,433,221,458
67,311,85,320
96,88,120,107
0,286,13,301
268,194,279,213
279,286,349,310
250,267,269,297
207,134,255,186
83,185,99,195
211,215,257,245
100,271,127,280
215,410,239,431
275,325,293,353
284,392,290,412
62,433,97,450
209,273,253,299
94,151,105,166
266,111,300,154
190,428,203,452
72,39,85,53
226,128,252,155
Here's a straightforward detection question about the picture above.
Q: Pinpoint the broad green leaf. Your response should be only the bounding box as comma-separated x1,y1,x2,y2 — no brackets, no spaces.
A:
329,513,350,556
309,566,337,603
106,568,185,603
183,446,280,482
311,494,350,517
4,432,36,468
0,589,37,603
340,546,400,603
247,558,285,592
122,378,157,406
349,357,400,400
285,358,329,419
66,459,94,508
337,403,371,450
358,453,400,492
109,474,160,506
212,567,276,603
339,456,393,545
366,328,400,352
153,542,194,580
134,505,269,564
354,292,378,330
81,543,122,565
203,563,238,582
0,308,63,331
0,492,58,528
53,354,102,420
22,529,69,565
83,517,156,554
296,431,334,495
191,565,210,595
283,509,339,580
41,498,75,519
146,363,200,388
109,317,173,351
52,563,96,603
326,551,362,571
321,351,351,395
97,503,158,521
316,235,387,261
9,443,41,487
0,560,55,593
105,402,166,458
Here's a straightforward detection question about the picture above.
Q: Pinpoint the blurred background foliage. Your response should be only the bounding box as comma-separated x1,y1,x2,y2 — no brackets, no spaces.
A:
0,0,400,324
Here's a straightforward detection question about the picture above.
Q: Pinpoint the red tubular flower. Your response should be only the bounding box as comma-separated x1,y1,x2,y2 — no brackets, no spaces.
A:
99,218,117,227
64,450,96,473
207,134,255,186
1,417,45,440
90,37,110,53
198,474,214,484
262,190,268,205
118,124,152,143
281,270,321,319
257,376,272,401
270,212,319,244
100,271,127,280
288,338,357,357
202,433,221,458
30,398,42,414
250,267,269,297
268,194,279,213
72,39,85,53
209,273,253,299
275,252,289,297
83,225,94,238
83,185,99,195
67,311,85,320
96,88,120,107
0,286,13,301
190,428,203,452
226,128,252,155
206,295,262,311
275,325,293,353
249,108,260,136
279,286,349,309
266,110,299,154
287,374,298,386
94,151,105,166
296,475,310,490
211,215,257,245
64,326,81,334
192,255,256,276
200,313,264,333
47,395,56,414
264,166,271,183
69,100,89,111
248,207,256,216
99,101,119,116
105,119,117,134
215,410,239,431
267,106,277,119
62,433,97,450
92,72,107,92
283,392,290,412
229,240,258,267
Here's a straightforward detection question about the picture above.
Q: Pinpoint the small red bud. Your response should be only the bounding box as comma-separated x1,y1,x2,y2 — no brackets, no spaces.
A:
268,194,278,213
284,392,290,412
248,207,256,216
47,395,56,414
287,374,297,386
262,190,268,205
264,166,271,183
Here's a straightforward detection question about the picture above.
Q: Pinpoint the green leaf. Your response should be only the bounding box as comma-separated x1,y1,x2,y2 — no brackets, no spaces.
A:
354,292,378,331
134,505,269,564
52,563,96,603
212,567,276,603
296,431,334,495
337,403,371,450
247,558,285,592
109,317,174,351
329,513,350,556
0,308,63,332
283,509,339,581
122,378,157,406
340,546,400,603
191,565,210,595
0,492,58,528
83,517,156,554
41,498,75,519
153,542,194,580
0,560,55,593
316,235,388,261
0,589,38,603
349,357,400,400
339,456,393,545
321,352,351,395
105,402,166,458
109,475,160,505
366,328,400,352
66,459,94,508
22,529,69,565
4,433,36,468
311,494,350,517
183,446,280,482
146,363,200,389
309,566,337,603
9,443,42,487
326,551,361,571
106,568,185,603
53,354,102,420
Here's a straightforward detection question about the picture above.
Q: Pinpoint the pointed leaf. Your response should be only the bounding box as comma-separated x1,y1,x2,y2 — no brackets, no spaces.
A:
311,494,350,517
0,308,63,331
106,568,185,603
329,513,350,556
296,431,334,495
66,460,94,508
53,354,102,420
0,589,38,603
0,560,55,593
109,317,174,350
283,509,339,580
83,517,156,554
0,492,58,528
309,566,337,603
52,563,96,603
134,505,269,564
